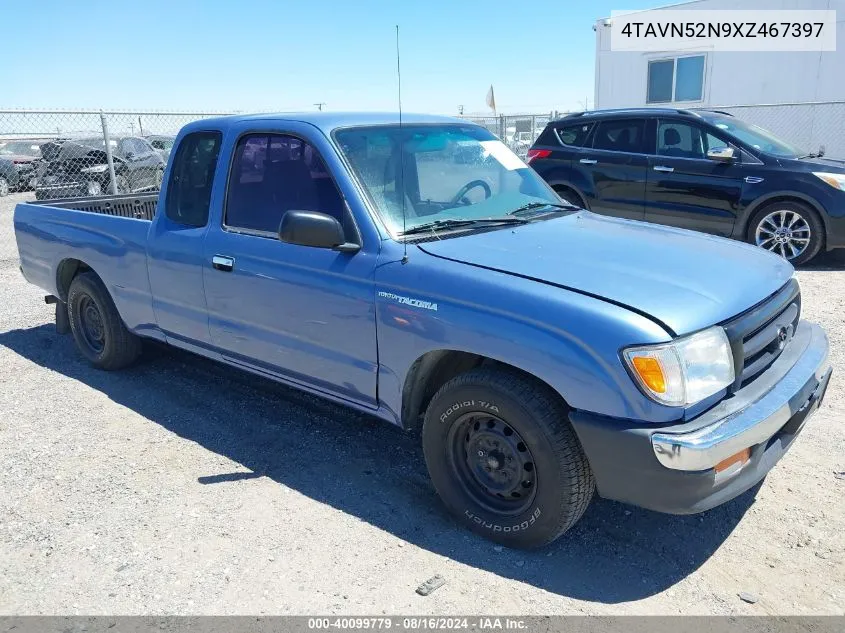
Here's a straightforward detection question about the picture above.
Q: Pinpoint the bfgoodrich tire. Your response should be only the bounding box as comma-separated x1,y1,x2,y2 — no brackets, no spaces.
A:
422,368,594,549
747,200,824,265
67,272,141,370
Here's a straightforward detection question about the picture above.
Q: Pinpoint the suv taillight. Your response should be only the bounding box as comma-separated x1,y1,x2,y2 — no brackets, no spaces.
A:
525,149,551,165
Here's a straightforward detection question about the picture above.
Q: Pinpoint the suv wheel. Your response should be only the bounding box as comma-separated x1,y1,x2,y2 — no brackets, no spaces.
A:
422,368,594,549
748,201,824,265
553,186,585,209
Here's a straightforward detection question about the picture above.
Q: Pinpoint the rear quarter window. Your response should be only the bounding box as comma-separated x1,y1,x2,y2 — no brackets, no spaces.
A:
535,122,594,147
555,122,594,147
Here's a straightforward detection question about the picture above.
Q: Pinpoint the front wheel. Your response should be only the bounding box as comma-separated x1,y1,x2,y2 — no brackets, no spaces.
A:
422,368,594,549
748,201,824,265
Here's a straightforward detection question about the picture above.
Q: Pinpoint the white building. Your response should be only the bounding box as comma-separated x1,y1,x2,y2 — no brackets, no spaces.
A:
594,0,845,155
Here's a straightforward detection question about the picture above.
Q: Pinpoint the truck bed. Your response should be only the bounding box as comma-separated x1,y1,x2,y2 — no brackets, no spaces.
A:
35,193,158,221
14,194,159,333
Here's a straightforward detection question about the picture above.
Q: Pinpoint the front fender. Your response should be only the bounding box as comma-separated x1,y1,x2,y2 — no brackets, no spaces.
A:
374,245,683,426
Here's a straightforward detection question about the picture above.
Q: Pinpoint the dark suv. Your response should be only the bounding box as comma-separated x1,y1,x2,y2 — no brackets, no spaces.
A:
527,108,845,264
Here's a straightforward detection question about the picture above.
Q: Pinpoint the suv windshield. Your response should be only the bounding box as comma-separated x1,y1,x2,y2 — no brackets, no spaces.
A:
334,124,562,236
0,141,42,157
702,114,806,158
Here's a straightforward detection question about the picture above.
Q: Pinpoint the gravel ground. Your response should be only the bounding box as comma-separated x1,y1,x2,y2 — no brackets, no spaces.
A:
0,191,842,615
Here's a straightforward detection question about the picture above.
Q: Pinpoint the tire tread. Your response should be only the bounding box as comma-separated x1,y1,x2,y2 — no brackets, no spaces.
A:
424,367,594,547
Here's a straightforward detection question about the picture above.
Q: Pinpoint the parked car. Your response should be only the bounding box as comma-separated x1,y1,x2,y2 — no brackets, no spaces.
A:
14,112,831,548
0,140,43,193
35,136,165,200
146,134,175,162
527,108,845,265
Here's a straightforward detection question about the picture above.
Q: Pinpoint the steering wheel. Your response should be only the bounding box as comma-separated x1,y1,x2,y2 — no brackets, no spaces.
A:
449,179,492,205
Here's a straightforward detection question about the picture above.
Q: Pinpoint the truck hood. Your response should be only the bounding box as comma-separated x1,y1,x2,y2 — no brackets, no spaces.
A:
417,211,794,336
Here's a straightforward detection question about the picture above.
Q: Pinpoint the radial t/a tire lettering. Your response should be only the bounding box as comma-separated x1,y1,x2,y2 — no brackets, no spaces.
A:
422,368,594,549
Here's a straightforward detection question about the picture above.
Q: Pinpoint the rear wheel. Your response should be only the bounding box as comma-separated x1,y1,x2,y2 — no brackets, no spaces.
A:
67,272,141,370
748,201,824,265
553,186,585,209
422,368,594,549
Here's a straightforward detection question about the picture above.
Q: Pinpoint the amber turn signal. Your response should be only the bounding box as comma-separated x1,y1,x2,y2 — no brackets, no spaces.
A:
714,448,751,473
631,356,667,394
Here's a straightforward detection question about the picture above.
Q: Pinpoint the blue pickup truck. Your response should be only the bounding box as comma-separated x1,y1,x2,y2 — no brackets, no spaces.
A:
14,112,832,548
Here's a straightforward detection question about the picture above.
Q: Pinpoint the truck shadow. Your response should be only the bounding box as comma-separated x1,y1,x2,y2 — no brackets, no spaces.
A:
0,324,759,604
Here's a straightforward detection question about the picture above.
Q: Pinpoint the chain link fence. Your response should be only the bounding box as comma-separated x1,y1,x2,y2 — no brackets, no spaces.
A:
695,101,845,158
457,113,557,158
0,109,561,202
0,110,236,200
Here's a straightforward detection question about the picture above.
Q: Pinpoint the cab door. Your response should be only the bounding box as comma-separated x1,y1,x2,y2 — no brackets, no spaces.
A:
201,126,379,407
644,119,744,237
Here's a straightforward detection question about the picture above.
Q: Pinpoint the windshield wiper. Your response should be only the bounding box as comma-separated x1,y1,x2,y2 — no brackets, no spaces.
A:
399,216,528,236
508,201,576,216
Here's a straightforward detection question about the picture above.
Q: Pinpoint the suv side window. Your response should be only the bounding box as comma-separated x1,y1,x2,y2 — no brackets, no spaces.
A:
225,133,347,235
555,122,594,147
704,131,730,154
591,119,646,153
655,121,737,159
164,131,222,227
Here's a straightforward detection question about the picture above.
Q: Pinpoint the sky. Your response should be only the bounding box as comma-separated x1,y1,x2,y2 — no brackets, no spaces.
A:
2,0,668,115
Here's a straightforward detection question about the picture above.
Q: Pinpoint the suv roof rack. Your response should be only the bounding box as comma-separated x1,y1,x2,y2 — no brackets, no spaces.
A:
558,107,709,121
698,109,735,117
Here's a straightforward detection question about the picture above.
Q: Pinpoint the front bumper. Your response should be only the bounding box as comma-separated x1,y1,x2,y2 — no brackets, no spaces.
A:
570,321,831,514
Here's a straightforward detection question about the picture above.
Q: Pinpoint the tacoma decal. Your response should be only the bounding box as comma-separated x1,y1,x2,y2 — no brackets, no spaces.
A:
378,291,438,311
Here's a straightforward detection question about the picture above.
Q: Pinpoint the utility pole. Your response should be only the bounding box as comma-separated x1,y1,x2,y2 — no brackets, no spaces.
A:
314,102,326,111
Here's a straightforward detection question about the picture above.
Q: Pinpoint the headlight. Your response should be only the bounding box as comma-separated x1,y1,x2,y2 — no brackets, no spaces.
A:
623,326,735,407
812,172,845,191
80,164,109,174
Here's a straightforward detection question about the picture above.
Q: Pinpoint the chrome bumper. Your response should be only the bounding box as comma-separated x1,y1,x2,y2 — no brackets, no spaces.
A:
652,321,830,471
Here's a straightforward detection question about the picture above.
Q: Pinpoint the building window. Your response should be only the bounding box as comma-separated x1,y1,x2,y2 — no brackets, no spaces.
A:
647,55,705,103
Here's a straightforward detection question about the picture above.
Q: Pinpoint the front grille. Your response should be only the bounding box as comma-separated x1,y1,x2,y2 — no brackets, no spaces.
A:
722,279,801,391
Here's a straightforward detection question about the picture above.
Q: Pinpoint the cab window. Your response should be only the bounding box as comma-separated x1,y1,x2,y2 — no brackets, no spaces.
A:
164,131,222,227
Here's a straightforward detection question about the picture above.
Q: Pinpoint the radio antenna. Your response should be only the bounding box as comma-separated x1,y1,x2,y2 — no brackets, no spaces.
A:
396,25,408,264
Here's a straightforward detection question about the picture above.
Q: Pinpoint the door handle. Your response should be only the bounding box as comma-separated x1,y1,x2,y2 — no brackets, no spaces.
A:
745,176,764,184
653,166,674,173
212,255,234,272
579,158,598,165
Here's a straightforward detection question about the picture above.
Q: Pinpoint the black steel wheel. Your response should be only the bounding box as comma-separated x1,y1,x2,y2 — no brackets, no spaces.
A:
448,412,537,516
77,294,106,354
67,271,141,370
423,368,594,549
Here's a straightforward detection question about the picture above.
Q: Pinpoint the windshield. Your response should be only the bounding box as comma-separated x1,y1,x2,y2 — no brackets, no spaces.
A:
0,141,42,157
702,115,806,158
334,124,561,236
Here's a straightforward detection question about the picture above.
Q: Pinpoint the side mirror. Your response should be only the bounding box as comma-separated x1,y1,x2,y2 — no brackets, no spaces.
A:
707,146,735,162
279,210,360,253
